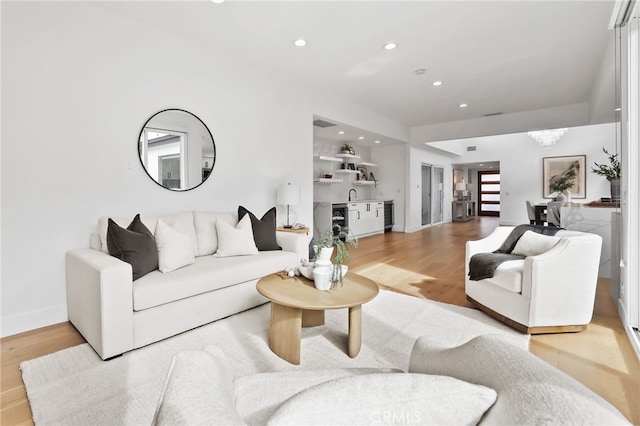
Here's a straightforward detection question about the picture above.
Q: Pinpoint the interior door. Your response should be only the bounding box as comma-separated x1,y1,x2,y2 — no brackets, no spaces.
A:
433,166,444,223
421,165,432,225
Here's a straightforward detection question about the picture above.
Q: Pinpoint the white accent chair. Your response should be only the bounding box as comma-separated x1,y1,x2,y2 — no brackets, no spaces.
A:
465,226,602,333
525,200,545,224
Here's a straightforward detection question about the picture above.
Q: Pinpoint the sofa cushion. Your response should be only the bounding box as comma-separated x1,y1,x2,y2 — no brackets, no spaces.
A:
482,259,525,293
99,212,197,255
266,373,497,425
232,368,403,426
106,214,158,281
215,215,259,257
238,206,281,251
193,211,238,256
155,219,196,273
408,334,631,425
511,230,560,257
132,250,297,311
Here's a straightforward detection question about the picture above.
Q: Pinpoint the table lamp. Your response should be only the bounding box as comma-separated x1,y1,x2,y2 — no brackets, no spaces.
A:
455,182,466,200
276,182,300,228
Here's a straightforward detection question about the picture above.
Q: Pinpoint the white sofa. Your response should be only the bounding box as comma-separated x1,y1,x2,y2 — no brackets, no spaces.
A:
465,226,602,333
66,211,310,360
152,335,630,425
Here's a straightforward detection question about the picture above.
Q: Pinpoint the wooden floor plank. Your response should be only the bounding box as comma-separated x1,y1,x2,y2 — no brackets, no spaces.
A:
1,217,638,424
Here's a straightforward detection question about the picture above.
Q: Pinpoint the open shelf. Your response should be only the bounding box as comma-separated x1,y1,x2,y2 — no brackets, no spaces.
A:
353,181,377,186
314,155,343,163
357,162,378,167
334,169,360,174
335,153,361,160
314,178,343,184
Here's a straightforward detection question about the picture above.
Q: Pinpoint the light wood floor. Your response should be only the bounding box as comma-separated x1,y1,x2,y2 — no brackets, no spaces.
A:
1,217,638,424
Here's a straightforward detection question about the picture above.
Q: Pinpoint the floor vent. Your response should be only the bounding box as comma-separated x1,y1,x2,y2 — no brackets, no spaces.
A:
313,119,336,128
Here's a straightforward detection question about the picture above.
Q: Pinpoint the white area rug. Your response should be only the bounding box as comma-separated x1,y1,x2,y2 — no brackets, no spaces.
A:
21,290,528,425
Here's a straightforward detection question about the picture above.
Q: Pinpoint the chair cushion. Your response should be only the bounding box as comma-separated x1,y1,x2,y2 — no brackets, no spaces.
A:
215,214,259,257
482,260,525,293
511,230,560,257
193,211,238,256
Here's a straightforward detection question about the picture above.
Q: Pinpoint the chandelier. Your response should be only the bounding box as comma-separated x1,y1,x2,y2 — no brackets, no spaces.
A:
527,128,568,149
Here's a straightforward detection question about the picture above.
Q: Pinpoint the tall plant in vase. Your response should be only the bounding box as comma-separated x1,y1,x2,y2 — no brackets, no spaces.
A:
591,148,621,201
549,169,576,202
317,224,358,286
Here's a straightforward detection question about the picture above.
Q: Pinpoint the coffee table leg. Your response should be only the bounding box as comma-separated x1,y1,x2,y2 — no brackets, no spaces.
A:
348,305,362,358
302,309,324,327
269,303,302,365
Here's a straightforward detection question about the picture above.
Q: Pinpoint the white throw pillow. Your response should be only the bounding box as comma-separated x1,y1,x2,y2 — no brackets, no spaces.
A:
511,230,560,257
155,219,196,273
215,215,258,257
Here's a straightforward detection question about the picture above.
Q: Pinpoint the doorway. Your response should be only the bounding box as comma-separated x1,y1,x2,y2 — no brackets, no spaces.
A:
421,164,444,226
478,170,500,216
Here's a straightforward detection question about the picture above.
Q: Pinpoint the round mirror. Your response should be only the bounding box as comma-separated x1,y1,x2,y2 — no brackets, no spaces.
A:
138,109,216,191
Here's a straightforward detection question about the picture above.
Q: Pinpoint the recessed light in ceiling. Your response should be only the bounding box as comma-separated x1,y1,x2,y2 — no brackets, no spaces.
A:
614,107,621,111
293,39,307,47
459,103,468,108
358,136,365,140
414,68,426,75
383,42,397,50
338,130,345,135
374,140,381,144
432,81,443,86
211,0,224,3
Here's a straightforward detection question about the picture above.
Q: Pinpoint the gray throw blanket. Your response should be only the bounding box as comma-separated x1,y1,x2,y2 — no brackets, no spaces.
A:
468,224,562,281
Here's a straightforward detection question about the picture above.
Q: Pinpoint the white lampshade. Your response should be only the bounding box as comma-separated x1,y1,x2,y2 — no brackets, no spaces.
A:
455,182,466,191
276,183,300,205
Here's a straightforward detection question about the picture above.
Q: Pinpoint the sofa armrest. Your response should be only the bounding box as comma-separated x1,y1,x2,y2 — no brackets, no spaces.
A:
153,348,245,426
276,231,311,263
521,234,602,326
65,248,134,360
409,335,630,425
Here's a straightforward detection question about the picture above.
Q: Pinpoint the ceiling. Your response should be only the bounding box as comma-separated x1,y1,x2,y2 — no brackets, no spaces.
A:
94,0,616,148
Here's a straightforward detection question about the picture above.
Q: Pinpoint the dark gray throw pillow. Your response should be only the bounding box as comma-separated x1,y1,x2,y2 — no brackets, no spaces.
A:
238,206,281,251
107,214,159,280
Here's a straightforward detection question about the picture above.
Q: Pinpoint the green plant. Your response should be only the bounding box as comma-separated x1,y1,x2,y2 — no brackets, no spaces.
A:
549,169,576,193
340,144,354,154
318,224,358,285
591,148,621,182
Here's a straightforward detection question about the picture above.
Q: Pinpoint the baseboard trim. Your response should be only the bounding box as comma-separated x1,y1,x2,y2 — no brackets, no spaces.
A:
1,304,67,338
466,296,587,334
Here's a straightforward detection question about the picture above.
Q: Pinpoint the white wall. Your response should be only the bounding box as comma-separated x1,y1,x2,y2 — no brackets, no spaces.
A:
0,2,409,336
452,123,617,225
371,144,406,231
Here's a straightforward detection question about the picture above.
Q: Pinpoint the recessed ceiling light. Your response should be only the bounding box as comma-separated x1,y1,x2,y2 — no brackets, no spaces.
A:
383,42,397,50
211,0,224,3
338,130,345,135
459,103,468,108
614,107,621,111
374,140,381,144
479,163,485,166
414,68,426,75
358,136,365,140
293,39,306,47
432,81,443,86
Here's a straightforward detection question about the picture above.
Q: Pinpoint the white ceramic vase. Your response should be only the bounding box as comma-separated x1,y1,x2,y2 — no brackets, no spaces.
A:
315,246,334,266
313,265,332,291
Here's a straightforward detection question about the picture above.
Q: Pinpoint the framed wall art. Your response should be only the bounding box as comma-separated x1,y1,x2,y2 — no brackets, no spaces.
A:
542,155,586,198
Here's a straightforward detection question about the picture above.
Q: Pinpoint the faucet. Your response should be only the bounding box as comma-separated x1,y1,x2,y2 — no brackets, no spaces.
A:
348,189,357,202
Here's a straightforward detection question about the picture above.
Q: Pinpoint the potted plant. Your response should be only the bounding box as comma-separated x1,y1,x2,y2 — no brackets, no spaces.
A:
316,224,358,287
549,169,576,202
340,144,355,155
591,148,621,202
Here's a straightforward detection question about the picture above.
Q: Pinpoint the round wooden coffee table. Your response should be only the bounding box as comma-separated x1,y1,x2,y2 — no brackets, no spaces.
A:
256,273,379,365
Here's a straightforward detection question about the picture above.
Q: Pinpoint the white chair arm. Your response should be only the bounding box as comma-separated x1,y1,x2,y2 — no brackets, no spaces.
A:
521,234,602,326
65,248,134,359
276,231,311,263
465,226,515,279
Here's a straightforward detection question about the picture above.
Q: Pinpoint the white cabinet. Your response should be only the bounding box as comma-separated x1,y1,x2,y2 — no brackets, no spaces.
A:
348,202,384,238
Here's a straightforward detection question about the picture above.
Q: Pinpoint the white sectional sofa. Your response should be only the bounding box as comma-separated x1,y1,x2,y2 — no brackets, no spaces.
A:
66,210,310,360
